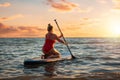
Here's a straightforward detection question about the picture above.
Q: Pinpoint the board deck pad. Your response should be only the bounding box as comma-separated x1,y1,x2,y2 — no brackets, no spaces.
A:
24,53,72,66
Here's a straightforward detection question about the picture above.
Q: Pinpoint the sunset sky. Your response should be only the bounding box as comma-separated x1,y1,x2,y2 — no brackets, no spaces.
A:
0,0,120,38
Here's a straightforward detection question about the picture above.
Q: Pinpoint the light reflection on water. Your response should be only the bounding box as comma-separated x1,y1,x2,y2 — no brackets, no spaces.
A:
0,38,120,79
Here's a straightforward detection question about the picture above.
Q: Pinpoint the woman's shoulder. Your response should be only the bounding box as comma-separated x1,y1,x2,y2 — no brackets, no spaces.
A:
52,33,57,36
52,33,58,38
48,32,57,36
46,32,57,38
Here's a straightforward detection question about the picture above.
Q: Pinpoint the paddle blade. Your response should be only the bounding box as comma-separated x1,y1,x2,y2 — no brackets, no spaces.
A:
71,55,76,59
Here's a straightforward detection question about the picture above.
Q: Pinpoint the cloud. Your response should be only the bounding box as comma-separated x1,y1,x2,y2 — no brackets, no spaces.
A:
0,23,46,37
47,0,78,12
78,18,100,27
0,14,24,22
112,0,120,11
0,23,5,28
47,0,91,13
77,7,92,13
0,2,11,7
97,0,107,4
0,23,17,34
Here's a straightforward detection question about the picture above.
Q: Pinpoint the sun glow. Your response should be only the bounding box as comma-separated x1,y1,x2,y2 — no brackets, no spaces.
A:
112,26,120,35
109,19,120,37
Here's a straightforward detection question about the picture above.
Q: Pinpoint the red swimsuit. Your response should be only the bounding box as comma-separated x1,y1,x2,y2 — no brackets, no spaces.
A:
42,39,55,54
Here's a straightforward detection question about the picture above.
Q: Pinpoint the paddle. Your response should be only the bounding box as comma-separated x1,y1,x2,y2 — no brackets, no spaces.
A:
54,19,76,59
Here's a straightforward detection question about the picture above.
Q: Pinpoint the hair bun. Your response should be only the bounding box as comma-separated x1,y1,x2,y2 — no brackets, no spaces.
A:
47,23,53,31
48,23,51,26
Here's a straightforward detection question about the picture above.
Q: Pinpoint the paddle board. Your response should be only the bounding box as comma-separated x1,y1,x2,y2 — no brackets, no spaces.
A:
24,53,72,66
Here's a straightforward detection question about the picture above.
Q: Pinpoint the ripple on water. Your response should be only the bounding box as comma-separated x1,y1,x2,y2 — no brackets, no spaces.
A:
101,62,120,67
0,38,120,79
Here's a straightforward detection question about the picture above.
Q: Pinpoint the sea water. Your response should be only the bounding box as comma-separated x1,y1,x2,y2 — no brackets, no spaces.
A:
0,38,120,79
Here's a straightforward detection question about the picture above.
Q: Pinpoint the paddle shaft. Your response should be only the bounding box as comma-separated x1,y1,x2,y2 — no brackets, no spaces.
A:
54,19,75,59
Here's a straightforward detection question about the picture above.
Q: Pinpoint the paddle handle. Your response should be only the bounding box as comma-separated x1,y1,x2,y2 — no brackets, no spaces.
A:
54,19,75,59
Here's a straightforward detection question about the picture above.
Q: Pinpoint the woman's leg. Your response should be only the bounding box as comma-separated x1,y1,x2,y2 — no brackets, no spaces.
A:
42,48,61,59
48,48,61,58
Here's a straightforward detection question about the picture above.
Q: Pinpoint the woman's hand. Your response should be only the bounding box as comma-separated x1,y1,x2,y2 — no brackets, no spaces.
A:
59,33,63,38
64,42,68,45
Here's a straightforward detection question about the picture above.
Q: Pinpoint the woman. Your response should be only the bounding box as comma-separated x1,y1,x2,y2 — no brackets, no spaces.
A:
42,24,66,59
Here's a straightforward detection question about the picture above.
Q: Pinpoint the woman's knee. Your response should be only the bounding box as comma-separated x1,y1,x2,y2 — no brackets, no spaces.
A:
53,49,60,54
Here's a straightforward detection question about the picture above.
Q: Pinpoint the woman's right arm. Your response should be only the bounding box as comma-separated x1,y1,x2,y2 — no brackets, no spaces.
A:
54,34,66,44
58,33,63,38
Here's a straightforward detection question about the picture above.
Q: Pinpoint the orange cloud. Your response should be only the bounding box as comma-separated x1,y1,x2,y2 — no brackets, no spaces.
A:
47,0,78,12
0,23,46,38
0,14,24,22
0,2,11,7
112,0,120,10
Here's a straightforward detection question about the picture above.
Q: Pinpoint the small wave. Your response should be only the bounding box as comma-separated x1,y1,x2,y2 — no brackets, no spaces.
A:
90,68,112,73
83,46,97,50
101,62,120,67
0,38,120,79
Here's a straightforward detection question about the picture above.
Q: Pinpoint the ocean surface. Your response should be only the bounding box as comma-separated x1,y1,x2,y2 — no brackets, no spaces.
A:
0,38,120,80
